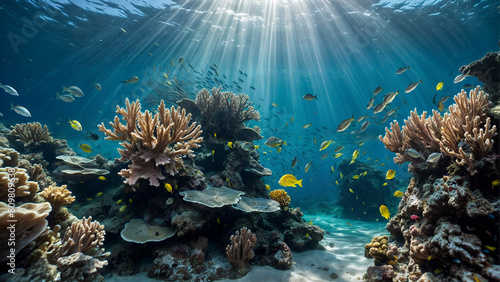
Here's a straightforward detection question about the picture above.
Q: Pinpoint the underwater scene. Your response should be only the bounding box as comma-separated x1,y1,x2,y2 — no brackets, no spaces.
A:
0,0,499,281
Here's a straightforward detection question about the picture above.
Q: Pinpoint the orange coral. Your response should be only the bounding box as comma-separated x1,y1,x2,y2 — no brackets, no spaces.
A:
269,189,291,207
40,185,75,208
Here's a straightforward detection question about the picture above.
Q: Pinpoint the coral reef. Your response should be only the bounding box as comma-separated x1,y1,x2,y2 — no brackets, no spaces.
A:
0,167,39,201
380,87,497,175
226,227,257,274
56,252,108,282
368,86,500,281
98,98,203,186
269,189,291,208
0,146,19,167
39,184,75,209
9,122,50,146
459,51,500,102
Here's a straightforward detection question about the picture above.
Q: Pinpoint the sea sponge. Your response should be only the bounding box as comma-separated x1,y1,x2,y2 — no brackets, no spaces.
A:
269,189,291,207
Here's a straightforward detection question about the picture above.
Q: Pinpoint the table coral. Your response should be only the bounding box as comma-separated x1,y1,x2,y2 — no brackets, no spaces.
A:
98,99,203,186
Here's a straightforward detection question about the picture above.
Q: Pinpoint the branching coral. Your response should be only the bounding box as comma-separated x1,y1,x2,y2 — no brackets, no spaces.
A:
226,227,257,273
10,122,51,145
98,98,203,186
56,217,106,257
269,189,291,207
379,87,497,174
194,87,260,139
40,185,75,209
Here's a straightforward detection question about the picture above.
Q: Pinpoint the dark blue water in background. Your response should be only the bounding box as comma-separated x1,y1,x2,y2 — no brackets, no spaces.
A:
0,0,498,205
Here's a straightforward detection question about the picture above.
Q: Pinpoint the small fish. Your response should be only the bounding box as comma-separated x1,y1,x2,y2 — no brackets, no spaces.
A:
405,79,422,93
86,131,99,140
485,245,497,251
333,153,343,158
308,220,313,225
360,121,369,132
321,153,329,159
116,199,123,204
0,83,19,96
120,27,127,33
227,141,233,148
379,205,390,220
98,176,106,181
411,215,421,220
62,85,84,97
405,148,424,159
438,101,444,112
129,198,133,203
340,172,343,178
436,81,443,90
93,83,102,90
362,171,367,176
313,137,316,144
383,90,399,103
352,175,359,179
366,97,375,109
303,93,318,101
265,184,271,190
10,104,31,117
463,83,473,89
386,169,396,179
305,161,312,173
373,86,383,96
454,72,468,83
56,92,75,102
265,137,287,148
334,146,344,153
319,140,333,151
179,57,184,64
373,102,387,114
426,152,441,164
383,182,388,186
492,180,500,189
166,198,174,205
78,143,92,153
352,150,360,160
96,192,103,197
393,191,403,197
86,198,92,201
69,120,83,131
165,183,173,193
119,205,127,212
120,76,139,85
349,188,354,193
278,174,303,187
302,123,312,129
335,180,339,185
291,156,297,168
346,221,351,226
395,65,409,74
337,115,354,132
272,103,279,107
331,166,335,172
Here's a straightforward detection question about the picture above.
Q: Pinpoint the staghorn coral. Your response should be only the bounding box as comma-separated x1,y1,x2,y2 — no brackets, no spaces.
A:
0,167,39,201
56,216,106,257
39,184,75,209
0,202,52,260
9,122,51,145
380,87,497,175
269,189,291,207
226,227,257,273
98,98,203,186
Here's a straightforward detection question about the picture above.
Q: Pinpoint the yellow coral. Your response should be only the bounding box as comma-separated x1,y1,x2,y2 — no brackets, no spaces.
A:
364,235,389,262
40,185,75,208
269,189,291,207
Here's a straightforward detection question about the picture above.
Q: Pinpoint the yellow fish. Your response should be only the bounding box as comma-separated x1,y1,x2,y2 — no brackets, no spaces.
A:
278,174,303,187
321,153,329,159
346,222,351,226
491,179,499,189
331,166,335,172
120,27,127,33
96,192,103,197
349,188,354,193
340,172,343,178
319,140,333,151
308,220,313,225
265,184,271,190
305,233,309,237
352,150,360,159
380,205,390,220
335,180,339,185
383,182,388,186
358,141,365,146
436,82,443,91
393,191,403,197
313,137,317,144
438,101,444,112
333,153,343,158
119,205,127,212
78,143,92,153
272,103,279,107
116,199,123,204
277,147,282,153
485,245,497,251
302,123,312,129
165,183,173,193
227,141,233,148
349,160,355,164
86,198,92,201
305,161,312,173
129,198,133,203
362,171,367,176
217,217,221,224
386,169,396,179
98,176,106,181
352,175,359,179
69,120,82,131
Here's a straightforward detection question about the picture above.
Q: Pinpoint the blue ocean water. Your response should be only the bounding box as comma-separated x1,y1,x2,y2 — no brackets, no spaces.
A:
0,0,498,209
